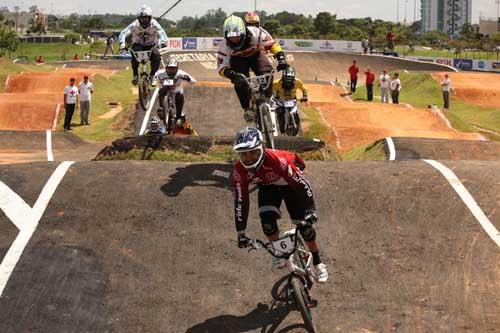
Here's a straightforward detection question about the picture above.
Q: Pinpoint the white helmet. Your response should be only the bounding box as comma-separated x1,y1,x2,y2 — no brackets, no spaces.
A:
166,57,179,77
138,5,153,28
233,127,265,171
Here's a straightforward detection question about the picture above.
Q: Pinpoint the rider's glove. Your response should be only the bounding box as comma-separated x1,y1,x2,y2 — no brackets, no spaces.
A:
304,210,318,225
301,96,308,103
276,51,289,71
182,75,191,82
238,234,249,248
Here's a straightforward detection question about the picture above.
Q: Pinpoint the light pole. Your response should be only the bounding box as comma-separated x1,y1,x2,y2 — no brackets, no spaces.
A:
397,0,400,23
255,0,257,12
496,0,500,33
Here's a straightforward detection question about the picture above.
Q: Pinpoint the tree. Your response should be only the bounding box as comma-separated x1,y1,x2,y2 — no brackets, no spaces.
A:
262,19,280,36
314,12,336,36
29,5,39,13
0,24,18,56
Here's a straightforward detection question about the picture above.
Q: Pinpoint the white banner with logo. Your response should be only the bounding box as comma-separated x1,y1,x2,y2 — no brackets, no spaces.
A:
406,56,500,72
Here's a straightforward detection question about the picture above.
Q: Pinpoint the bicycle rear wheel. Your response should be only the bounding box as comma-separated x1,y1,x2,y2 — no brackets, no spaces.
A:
291,276,316,332
138,75,151,111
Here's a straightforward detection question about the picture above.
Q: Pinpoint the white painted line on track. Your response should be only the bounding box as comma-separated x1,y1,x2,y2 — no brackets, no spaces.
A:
385,137,396,161
4,75,10,90
0,161,75,297
52,103,61,131
424,159,500,247
46,130,54,162
139,87,160,135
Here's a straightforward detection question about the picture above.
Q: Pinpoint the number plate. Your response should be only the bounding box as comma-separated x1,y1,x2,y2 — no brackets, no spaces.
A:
134,51,150,61
284,101,295,108
163,79,174,86
271,236,295,255
256,76,268,85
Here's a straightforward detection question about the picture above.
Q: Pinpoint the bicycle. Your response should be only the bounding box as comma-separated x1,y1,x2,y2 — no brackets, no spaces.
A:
243,222,318,333
243,72,278,149
130,49,153,111
274,98,306,137
156,74,179,134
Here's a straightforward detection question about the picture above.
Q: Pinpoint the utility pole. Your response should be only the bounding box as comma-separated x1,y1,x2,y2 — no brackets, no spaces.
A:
496,0,500,33
414,0,417,23
404,0,408,24
255,0,257,12
397,0,400,23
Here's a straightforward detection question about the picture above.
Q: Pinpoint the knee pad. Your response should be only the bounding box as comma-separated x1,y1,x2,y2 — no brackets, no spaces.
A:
298,224,316,242
260,211,279,236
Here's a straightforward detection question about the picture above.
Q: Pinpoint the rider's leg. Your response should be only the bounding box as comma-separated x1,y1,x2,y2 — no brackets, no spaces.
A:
175,92,185,118
258,185,284,242
277,105,285,133
229,57,252,111
130,44,141,80
251,51,274,99
149,46,161,77
158,87,167,111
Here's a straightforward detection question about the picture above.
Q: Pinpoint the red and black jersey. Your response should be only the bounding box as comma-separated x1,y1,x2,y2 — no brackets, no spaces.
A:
232,149,315,233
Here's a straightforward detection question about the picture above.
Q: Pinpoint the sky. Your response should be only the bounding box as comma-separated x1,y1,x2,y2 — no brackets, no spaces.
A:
1,0,499,23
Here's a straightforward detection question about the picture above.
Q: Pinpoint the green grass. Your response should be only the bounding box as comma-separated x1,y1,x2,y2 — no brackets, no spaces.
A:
352,72,500,141
340,141,387,161
9,41,113,63
302,106,330,140
65,68,136,142
0,58,56,91
395,45,499,60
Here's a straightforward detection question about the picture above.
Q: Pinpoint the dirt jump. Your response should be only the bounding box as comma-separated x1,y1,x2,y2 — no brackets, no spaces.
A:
306,84,483,151
0,68,114,131
0,161,499,332
432,72,500,108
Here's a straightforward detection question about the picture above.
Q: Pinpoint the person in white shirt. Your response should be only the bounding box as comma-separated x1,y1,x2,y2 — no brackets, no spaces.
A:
390,73,401,104
379,69,391,103
441,74,452,110
78,76,94,125
63,78,79,131
155,57,196,128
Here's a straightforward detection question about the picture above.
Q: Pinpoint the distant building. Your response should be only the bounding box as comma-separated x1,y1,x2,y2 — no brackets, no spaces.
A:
421,0,472,37
479,17,500,36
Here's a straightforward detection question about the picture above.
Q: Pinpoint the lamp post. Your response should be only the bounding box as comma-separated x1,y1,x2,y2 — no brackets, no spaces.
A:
397,0,400,23
255,0,257,12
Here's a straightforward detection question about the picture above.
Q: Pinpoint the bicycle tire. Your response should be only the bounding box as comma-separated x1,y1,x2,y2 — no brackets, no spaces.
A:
261,105,275,149
139,76,151,111
291,276,316,332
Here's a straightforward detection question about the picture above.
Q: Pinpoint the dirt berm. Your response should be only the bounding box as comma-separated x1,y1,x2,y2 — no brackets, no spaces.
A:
382,137,500,160
0,161,499,332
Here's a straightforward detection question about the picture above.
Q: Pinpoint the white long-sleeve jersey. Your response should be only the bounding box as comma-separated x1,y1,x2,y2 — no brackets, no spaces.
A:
118,19,168,49
155,69,196,94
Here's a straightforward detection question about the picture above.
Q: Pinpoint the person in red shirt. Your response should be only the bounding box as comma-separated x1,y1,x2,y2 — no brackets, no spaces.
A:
387,30,395,51
232,127,328,283
348,60,359,93
364,67,375,101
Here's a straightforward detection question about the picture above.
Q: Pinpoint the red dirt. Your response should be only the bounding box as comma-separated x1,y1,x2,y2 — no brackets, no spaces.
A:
0,68,114,131
307,84,483,151
432,72,500,108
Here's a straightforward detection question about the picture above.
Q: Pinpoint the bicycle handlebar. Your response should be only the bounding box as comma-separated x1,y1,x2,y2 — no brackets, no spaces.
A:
243,71,275,93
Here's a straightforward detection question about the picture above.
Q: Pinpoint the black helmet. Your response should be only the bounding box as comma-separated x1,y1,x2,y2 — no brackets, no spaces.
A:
282,66,296,90
233,127,265,172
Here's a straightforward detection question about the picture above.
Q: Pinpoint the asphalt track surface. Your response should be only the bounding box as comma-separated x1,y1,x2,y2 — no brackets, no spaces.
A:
0,161,499,332
1,53,500,332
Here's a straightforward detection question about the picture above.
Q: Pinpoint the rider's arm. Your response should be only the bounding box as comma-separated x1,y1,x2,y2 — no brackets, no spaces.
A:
273,80,282,98
151,19,168,45
296,78,308,99
118,21,136,49
232,164,250,235
217,43,232,78
278,155,316,212
178,70,196,83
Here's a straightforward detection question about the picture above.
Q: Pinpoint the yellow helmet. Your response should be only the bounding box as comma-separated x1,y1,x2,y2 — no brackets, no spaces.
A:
244,11,260,27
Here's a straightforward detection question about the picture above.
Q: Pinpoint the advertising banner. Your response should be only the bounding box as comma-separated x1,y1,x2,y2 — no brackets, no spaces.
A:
454,58,473,70
182,37,197,50
167,38,183,50
492,62,500,72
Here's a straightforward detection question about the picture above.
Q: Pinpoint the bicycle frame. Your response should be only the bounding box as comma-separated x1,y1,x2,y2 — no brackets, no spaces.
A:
244,73,278,135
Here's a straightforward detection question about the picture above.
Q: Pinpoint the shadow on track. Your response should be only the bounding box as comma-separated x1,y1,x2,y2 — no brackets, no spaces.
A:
161,163,234,196
186,276,307,333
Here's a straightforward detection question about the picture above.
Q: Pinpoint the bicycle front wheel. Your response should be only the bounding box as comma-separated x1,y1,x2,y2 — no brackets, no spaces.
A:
291,276,316,332
260,104,275,149
139,75,151,111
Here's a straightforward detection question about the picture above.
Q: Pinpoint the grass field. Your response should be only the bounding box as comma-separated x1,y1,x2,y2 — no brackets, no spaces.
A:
10,41,112,63
64,68,136,142
352,72,500,141
395,45,500,60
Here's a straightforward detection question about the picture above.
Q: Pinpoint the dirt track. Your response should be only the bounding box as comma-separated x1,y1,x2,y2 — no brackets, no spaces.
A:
0,161,499,332
432,72,500,108
0,68,114,131
306,84,483,151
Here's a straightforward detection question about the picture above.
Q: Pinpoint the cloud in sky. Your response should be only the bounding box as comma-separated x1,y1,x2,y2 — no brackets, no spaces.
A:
1,0,497,23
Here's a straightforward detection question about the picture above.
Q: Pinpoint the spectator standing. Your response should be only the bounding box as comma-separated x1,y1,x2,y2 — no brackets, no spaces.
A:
362,38,369,54
73,53,80,61
104,35,115,56
84,53,91,60
36,55,44,64
364,67,375,101
78,75,94,125
390,73,401,104
63,78,79,131
348,60,359,93
441,74,452,110
379,69,391,103
387,30,395,51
